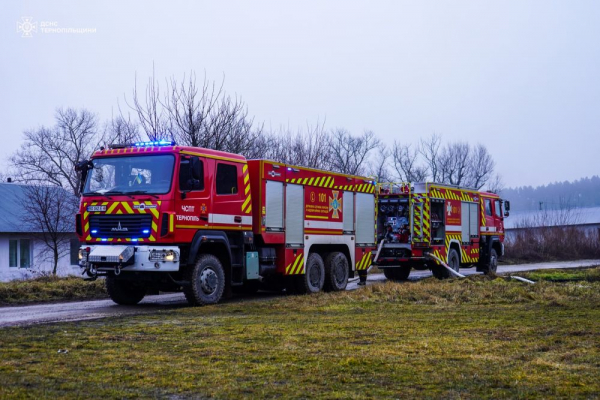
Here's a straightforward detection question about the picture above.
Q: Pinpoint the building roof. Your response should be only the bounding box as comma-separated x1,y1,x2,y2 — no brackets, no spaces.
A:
0,183,76,233
505,206,600,229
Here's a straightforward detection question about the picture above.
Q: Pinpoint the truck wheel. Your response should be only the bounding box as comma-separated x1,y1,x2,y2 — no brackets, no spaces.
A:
395,265,411,280
383,268,396,280
106,275,146,305
324,252,349,292
184,254,226,306
296,253,325,294
483,249,498,275
448,249,460,273
383,266,411,281
432,249,460,279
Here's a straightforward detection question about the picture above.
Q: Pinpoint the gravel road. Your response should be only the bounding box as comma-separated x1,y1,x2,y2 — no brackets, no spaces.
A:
1,259,598,328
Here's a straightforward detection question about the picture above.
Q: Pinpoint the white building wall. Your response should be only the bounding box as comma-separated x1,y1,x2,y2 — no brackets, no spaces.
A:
0,233,80,282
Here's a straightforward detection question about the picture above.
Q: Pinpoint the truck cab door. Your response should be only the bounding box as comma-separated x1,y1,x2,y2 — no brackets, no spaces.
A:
175,155,212,233
492,199,504,234
481,197,496,234
211,161,249,230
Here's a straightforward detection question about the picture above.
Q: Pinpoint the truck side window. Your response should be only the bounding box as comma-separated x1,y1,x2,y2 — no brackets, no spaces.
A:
216,163,238,195
484,199,492,216
179,157,204,191
494,200,502,218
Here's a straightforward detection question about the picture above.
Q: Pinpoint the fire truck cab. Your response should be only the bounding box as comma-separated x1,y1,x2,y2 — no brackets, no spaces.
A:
76,141,376,306
373,182,509,280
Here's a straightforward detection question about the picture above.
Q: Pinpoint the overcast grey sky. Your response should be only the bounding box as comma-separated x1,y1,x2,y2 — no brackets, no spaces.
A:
1,1,599,188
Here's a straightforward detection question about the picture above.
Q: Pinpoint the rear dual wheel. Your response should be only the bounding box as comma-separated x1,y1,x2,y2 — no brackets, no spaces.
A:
295,253,325,294
324,252,349,292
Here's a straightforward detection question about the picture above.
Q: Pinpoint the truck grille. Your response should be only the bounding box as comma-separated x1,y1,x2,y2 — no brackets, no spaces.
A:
89,215,153,238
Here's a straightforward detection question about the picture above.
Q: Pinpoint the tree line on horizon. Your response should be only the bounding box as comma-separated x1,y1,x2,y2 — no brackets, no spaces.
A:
502,176,600,212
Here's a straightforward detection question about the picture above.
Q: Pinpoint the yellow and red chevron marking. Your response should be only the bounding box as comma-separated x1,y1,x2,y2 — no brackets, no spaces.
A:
422,197,431,243
480,201,486,227
412,194,425,240
430,187,478,202
355,252,372,271
82,201,161,243
444,233,462,250
242,164,252,214
285,176,375,193
285,253,304,275
459,246,479,264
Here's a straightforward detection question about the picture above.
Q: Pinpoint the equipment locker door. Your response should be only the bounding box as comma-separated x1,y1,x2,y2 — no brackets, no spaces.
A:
411,196,428,244
285,184,304,245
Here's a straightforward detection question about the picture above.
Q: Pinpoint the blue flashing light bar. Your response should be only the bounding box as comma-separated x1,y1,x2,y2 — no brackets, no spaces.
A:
101,238,108,242
91,230,98,234
131,239,139,242
132,140,175,147
142,229,150,234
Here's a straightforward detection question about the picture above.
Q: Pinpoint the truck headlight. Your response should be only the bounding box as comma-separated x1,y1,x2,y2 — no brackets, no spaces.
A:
149,249,179,262
78,247,90,266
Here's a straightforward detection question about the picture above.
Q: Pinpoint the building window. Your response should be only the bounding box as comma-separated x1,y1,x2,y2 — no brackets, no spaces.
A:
9,239,31,268
9,240,17,267
216,163,238,195
70,239,81,266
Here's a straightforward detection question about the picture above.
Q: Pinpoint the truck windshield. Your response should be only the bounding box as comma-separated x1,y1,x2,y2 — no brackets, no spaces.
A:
83,155,175,195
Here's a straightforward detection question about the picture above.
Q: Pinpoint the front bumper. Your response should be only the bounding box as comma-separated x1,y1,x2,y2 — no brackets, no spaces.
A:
79,245,181,272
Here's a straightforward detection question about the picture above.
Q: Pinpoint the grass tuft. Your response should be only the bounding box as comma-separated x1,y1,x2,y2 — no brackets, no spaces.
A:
0,276,107,305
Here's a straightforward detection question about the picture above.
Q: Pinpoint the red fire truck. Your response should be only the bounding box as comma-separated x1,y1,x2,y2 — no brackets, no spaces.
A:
373,182,510,279
76,141,376,305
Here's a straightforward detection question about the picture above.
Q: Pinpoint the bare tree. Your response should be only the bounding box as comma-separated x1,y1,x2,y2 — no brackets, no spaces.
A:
438,141,470,186
127,67,172,141
328,129,380,175
486,173,504,194
367,143,393,183
419,133,443,182
392,141,428,182
103,113,142,145
127,70,263,156
466,144,495,189
10,108,99,195
21,185,78,275
264,121,332,169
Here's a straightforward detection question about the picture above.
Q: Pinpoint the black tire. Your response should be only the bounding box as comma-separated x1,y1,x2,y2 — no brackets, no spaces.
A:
184,254,226,306
105,275,146,305
324,252,349,292
483,248,498,275
383,266,411,281
295,253,325,294
432,248,460,279
232,280,261,294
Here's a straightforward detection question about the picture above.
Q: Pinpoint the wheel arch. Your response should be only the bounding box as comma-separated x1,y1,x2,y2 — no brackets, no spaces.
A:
447,240,462,264
187,230,233,269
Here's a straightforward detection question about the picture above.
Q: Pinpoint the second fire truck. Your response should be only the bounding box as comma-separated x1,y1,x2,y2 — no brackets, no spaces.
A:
373,182,510,279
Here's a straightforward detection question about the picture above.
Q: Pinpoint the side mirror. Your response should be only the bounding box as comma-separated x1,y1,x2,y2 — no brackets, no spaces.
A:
504,211,510,217
504,200,510,212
